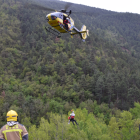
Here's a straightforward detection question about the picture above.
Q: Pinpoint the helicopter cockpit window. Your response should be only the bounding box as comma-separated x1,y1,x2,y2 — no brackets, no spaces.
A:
51,15,57,20
59,13,63,20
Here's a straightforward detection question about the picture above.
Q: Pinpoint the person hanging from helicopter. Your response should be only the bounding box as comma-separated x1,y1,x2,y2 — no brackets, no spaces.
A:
64,17,70,31
68,110,78,125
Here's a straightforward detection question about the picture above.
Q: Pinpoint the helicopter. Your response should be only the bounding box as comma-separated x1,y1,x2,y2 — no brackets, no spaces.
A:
24,1,89,41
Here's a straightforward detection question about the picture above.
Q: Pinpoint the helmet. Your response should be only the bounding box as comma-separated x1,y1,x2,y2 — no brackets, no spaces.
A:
6,110,18,122
66,18,69,20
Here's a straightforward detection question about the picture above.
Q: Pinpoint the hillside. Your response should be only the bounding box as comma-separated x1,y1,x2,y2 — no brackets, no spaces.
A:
1,0,140,136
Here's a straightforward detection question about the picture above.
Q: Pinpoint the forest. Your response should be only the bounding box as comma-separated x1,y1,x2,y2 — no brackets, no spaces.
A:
1,0,140,139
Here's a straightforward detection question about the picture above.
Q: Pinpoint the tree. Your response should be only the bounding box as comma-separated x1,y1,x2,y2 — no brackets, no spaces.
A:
45,51,53,62
95,75,105,104
105,73,114,106
108,117,121,140
54,60,62,74
41,65,47,75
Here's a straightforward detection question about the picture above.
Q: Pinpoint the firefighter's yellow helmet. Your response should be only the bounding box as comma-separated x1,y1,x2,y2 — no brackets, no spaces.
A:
6,110,18,122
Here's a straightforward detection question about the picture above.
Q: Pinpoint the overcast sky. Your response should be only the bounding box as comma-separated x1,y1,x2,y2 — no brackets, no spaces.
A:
60,0,140,14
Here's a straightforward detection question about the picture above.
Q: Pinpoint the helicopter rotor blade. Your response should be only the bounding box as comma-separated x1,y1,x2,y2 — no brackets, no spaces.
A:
64,2,73,11
24,3,56,11
23,1,88,14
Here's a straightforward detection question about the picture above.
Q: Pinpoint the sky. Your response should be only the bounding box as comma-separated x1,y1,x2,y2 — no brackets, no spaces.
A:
60,0,140,14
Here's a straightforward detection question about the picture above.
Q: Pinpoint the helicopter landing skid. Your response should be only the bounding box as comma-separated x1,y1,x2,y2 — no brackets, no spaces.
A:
45,27,61,38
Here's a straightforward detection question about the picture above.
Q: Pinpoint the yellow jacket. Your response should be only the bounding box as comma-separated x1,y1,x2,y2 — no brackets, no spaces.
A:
0,123,28,140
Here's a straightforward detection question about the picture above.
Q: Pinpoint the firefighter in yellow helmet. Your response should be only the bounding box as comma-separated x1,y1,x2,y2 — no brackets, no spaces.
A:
0,110,28,140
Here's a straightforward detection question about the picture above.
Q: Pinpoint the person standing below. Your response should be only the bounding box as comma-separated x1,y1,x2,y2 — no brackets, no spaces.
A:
0,110,28,140
68,110,78,125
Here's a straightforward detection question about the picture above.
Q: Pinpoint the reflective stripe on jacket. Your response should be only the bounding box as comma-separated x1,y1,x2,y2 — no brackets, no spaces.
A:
0,124,28,140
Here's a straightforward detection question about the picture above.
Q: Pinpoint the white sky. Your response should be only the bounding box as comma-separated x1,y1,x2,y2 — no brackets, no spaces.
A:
60,0,140,14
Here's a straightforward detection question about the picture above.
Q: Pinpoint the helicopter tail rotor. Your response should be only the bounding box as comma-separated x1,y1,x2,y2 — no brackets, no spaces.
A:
80,25,89,41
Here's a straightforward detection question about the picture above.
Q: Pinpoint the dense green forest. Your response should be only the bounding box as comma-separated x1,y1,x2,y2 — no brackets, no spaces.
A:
1,0,140,139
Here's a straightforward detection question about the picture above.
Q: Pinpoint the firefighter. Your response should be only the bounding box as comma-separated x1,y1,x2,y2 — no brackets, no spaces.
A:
0,110,28,140
64,17,70,31
68,110,78,125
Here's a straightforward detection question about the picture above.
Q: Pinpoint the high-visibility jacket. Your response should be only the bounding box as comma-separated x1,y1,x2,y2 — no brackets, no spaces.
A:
0,123,28,140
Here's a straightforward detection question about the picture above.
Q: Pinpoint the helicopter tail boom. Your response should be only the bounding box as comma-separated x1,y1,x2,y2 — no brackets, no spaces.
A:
72,25,89,41
71,30,87,35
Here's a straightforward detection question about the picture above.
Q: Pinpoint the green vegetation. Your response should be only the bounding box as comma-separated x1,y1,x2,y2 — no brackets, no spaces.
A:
26,104,140,140
1,0,140,139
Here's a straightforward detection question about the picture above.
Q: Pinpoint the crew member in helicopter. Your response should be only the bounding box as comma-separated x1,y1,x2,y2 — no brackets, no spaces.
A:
64,17,70,31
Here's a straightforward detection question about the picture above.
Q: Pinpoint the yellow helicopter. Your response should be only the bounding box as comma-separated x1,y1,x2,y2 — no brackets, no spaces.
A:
25,2,89,41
